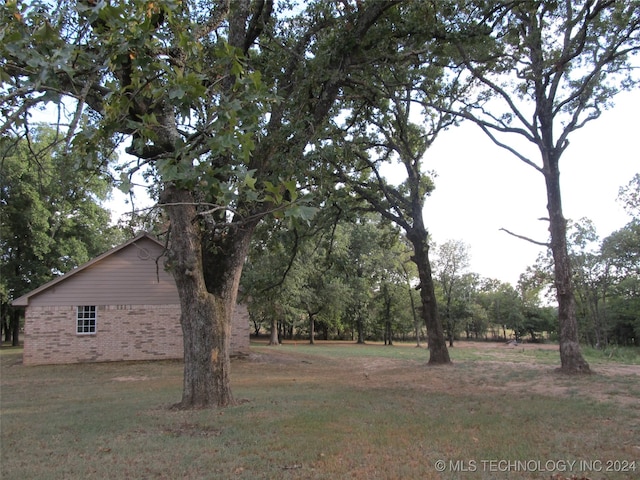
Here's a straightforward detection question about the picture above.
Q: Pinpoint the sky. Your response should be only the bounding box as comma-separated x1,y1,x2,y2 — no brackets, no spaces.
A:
413,89,639,285
108,89,639,286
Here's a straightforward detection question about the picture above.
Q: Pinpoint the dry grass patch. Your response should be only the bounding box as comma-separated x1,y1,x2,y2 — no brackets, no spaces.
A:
2,341,639,479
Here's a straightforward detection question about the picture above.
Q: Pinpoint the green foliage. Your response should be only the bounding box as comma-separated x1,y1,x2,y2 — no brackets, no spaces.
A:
617,173,640,219
524,211,640,346
601,221,640,345
433,240,472,342
2,0,289,220
0,126,123,303
5,0,636,386
242,210,416,343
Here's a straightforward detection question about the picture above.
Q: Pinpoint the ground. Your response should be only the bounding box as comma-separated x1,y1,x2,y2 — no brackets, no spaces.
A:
2,340,639,479
245,340,639,408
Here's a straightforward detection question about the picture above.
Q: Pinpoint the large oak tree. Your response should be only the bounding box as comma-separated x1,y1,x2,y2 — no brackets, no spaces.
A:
2,0,413,407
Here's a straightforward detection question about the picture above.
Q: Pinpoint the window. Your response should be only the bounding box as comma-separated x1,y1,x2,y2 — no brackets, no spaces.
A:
77,306,97,334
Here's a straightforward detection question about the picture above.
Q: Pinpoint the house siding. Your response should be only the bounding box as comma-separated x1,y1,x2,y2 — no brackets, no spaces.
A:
27,238,179,307
19,235,251,366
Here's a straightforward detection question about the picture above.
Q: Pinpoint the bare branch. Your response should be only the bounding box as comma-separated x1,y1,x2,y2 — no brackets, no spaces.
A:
500,227,550,247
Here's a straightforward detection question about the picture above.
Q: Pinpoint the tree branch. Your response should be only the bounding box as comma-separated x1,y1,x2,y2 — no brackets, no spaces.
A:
499,227,550,247
196,0,230,39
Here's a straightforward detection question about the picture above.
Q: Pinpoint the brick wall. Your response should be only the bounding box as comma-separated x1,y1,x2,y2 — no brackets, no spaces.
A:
23,303,250,365
231,302,250,355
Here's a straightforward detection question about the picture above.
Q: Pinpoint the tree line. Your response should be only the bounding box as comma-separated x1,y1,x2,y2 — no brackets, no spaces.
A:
4,133,636,349
2,0,639,408
241,176,639,348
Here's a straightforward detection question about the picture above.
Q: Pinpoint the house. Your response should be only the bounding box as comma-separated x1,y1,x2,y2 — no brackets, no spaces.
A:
12,234,250,365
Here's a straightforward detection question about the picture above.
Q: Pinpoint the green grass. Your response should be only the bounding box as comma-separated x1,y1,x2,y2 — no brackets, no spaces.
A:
582,345,640,365
2,341,639,479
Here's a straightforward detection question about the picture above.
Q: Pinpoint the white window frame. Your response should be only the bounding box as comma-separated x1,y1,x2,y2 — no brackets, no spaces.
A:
76,306,97,334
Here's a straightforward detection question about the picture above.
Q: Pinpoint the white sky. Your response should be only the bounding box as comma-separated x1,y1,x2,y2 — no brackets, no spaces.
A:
413,89,639,285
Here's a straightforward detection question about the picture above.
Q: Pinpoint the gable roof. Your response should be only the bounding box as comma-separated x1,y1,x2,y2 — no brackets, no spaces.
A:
11,233,166,307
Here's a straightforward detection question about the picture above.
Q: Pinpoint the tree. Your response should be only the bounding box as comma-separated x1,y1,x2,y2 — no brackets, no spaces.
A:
524,215,639,346
1,126,122,344
517,265,557,342
322,3,464,362
617,173,640,219
433,239,471,346
399,254,424,347
332,104,450,364
477,280,526,341
293,228,349,344
334,213,397,344
243,209,412,345
369,227,417,345
330,92,452,361
601,220,640,346
464,300,490,340
2,0,404,407
439,0,640,372
242,202,352,344
604,175,640,345
343,218,381,344
241,217,300,345
566,218,611,347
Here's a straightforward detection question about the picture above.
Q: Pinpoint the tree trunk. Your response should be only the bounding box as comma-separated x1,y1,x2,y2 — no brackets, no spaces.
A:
2,315,10,343
544,157,590,373
596,287,608,348
202,210,261,405
407,283,421,347
385,320,393,346
252,318,261,336
407,227,450,364
209,294,234,406
383,292,393,346
356,313,365,344
163,184,260,408
268,316,279,345
309,313,315,345
287,322,292,340
162,185,229,408
11,309,20,346
1,303,10,343
161,0,402,408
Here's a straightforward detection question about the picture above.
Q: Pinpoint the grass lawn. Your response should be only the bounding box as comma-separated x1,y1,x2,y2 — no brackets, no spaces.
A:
1,340,639,479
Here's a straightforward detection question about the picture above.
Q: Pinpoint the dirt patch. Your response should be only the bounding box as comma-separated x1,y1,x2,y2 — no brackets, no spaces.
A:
453,340,559,350
248,348,339,367
593,363,640,376
244,345,640,408
111,375,150,382
163,423,222,438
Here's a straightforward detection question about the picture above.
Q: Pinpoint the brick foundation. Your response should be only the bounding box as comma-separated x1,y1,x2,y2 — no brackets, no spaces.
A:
23,304,250,365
